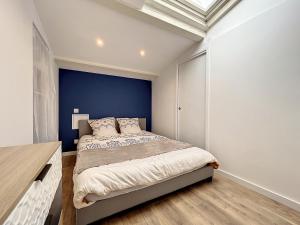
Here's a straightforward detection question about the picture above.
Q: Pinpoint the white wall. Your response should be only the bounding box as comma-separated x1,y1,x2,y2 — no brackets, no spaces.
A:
152,0,300,211
152,64,177,139
0,0,56,147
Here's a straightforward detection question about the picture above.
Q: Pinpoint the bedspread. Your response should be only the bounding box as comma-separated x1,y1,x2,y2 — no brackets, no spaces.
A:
73,145,217,209
75,139,192,174
77,131,167,151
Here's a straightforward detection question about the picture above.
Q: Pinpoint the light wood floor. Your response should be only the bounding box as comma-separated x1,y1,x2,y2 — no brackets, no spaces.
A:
62,155,300,225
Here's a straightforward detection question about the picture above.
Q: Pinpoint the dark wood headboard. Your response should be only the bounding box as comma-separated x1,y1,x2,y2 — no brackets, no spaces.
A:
78,118,146,139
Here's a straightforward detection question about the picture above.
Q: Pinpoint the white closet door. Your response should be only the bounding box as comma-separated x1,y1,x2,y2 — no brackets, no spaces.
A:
178,53,206,148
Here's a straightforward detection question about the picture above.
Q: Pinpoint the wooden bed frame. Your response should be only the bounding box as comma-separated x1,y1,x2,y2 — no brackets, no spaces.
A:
76,118,214,225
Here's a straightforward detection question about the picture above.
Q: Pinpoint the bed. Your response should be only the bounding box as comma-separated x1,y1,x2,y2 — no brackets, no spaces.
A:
74,118,218,225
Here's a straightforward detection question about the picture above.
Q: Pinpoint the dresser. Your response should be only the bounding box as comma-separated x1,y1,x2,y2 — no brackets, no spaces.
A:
0,142,62,225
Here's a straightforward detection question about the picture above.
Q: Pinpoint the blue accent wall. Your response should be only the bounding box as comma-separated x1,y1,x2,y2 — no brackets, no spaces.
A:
59,69,152,151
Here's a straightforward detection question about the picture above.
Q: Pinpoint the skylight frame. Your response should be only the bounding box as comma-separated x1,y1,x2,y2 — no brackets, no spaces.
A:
116,0,240,41
176,0,222,14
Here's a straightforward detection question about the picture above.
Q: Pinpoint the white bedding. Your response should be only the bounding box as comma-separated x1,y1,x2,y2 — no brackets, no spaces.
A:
73,135,217,209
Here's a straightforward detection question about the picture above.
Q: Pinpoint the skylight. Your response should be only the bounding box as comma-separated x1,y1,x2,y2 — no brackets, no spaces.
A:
118,0,240,41
188,0,217,11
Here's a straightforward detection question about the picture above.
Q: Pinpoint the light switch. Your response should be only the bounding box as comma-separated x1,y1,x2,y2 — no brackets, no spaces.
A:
74,108,79,113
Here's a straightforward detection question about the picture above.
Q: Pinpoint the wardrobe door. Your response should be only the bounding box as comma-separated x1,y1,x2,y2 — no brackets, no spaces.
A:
178,53,206,148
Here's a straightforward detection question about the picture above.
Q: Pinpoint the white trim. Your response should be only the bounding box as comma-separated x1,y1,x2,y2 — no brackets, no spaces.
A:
178,50,206,65
176,0,208,14
216,169,300,212
55,56,159,79
141,4,206,39
205,44,211,152
146,0,207,30
207,0,240,28
175,63,179,140
62,151,77,156
204,46,211,152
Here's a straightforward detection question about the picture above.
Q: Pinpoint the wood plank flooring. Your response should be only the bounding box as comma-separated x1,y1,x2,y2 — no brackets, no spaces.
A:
62,155,300,225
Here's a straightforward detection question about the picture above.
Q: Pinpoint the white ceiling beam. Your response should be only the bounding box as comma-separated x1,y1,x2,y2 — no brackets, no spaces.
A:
141,4,207,38
97,0,205,41
97,0,240,41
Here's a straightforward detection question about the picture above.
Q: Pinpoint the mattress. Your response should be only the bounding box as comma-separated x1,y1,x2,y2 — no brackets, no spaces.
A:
73,132,217,209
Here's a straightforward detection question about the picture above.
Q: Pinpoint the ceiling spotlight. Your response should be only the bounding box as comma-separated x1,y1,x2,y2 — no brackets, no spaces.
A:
96,38,104,47
140,49,146,57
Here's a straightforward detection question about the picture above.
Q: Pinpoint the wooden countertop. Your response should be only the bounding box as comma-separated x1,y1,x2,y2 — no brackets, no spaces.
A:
0,141,61,224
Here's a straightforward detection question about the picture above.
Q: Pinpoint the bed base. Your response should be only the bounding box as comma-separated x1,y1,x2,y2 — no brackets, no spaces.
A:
76,165,214,225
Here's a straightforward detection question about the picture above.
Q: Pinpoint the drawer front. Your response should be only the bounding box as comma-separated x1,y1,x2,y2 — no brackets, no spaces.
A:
4,146,62,225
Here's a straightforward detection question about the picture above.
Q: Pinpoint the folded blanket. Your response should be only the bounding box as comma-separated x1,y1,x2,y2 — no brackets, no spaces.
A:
75,139,192,174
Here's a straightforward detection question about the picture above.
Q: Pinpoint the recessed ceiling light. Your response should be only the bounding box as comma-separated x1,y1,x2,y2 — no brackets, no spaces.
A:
140,49,145,57
96,38,104,47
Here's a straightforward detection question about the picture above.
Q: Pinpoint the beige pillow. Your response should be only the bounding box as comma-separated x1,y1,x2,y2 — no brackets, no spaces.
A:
117,118,142,134
88,117,118,137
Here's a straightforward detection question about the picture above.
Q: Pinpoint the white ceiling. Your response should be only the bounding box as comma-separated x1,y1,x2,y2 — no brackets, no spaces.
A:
34,0,195,75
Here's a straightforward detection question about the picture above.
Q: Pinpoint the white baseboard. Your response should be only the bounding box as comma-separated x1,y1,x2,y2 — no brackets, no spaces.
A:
62,151,77,156
216,169,300,212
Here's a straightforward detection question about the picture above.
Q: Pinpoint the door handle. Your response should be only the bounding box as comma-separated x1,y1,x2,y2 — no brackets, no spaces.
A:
35,164,52,182
178,107,182,110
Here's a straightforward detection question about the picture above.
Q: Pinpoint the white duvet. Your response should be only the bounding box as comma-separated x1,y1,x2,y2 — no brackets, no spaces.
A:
73,146,217,209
